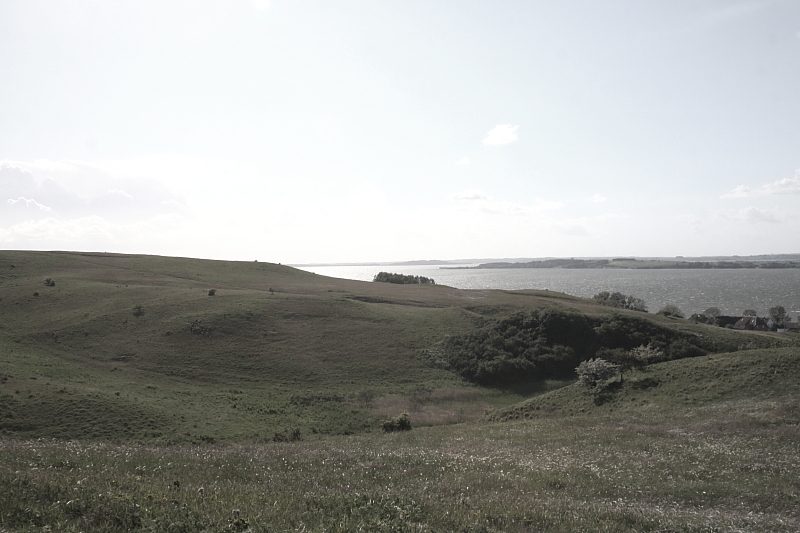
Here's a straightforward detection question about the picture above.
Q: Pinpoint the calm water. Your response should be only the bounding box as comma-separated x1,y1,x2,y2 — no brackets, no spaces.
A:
297,264,800,318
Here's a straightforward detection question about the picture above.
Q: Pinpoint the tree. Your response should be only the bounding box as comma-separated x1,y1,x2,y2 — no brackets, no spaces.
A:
576,358,619,387
769,305,787,327
703,307,721,319
657,304,684,318
743,309,757,316
592,291,647,312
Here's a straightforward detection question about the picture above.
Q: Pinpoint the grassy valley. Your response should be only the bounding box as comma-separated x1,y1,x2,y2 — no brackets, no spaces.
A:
1,250,799,532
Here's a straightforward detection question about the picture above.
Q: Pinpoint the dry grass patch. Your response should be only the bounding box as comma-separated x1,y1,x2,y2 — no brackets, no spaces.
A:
370,388,489,427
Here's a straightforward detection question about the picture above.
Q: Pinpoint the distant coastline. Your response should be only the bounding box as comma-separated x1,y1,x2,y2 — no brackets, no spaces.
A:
444,257,800,270
293,254,800,269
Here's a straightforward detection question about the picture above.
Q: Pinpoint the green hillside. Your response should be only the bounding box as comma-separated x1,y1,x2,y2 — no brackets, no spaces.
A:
0,250,796,444
0,250,609,443
2,251,800,531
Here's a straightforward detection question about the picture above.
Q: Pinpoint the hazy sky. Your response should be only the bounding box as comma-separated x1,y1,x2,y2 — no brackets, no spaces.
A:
2,1,799,263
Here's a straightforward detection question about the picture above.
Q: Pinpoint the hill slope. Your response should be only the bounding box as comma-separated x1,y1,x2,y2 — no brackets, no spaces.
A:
1,250,796,443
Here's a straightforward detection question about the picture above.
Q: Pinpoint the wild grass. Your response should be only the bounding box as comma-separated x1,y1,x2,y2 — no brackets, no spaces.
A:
1,392,798,532
2,251,799,531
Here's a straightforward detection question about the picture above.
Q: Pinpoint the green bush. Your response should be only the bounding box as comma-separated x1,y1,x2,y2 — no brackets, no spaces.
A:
657,304,684,318
441,308,708,385
382,413,412,432
576,358,619,387
592,291,647,312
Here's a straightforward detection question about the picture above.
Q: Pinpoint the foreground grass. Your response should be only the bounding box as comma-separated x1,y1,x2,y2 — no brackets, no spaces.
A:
2,351,799,533
1,405,798,532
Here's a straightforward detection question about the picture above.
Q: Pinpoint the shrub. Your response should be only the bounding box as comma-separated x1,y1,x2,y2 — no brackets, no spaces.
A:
657,304,684,318
629,343,664,364
576,358,618,387
441,308,708,385
592,291,647,312
43,278,55,287
382,413,412,432
132,305,144,317
208,289,216,296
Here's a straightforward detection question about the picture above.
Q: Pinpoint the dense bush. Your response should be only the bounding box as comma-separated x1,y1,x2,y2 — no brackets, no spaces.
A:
373,272,435,285
576,358,619,387
592,291,647,312
657,304,684,318
382,413,412,432
440,308,708,385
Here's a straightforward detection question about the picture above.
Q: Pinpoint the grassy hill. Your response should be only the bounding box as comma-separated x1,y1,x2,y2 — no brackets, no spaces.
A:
1,250,796,444
2,251,800,531
0,250,615,443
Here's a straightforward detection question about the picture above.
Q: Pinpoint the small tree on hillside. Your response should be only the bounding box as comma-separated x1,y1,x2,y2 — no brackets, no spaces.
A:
592,291,648,312
703,307,721,319
576,358,619,388
657,304,684,318
630,343,663,365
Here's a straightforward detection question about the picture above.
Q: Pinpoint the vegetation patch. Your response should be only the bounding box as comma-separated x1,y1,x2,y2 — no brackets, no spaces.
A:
373,272,435,284
439,308,713,385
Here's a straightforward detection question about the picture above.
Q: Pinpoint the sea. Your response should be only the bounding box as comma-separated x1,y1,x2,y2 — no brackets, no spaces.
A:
296,264,800,318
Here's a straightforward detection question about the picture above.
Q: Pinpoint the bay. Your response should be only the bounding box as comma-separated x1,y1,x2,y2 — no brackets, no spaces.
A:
297,264,800,319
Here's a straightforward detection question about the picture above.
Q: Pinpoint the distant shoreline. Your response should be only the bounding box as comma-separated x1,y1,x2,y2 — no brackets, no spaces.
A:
443,258,800,270
292,254,800,268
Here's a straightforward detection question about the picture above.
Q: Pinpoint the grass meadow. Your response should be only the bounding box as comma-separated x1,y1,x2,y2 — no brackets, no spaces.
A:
1,251,799,531
2,393,798,532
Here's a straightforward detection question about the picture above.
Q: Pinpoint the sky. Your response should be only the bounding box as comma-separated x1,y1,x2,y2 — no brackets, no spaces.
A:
1,0,799,264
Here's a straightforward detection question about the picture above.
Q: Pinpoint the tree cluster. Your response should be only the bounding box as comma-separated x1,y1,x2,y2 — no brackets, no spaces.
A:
440,308,705,385
372,272,435,285
592,291,648,312
657,304,685,318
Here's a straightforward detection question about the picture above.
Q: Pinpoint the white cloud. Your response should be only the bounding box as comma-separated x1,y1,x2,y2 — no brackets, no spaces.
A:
741,207,781,224
0,159,187,221
482,124,518,146
7,197,52,212
716,206,781,224
722,174,800,198
455,157,471,165
252,0,270,10
590,194,607,203
107,189,134,201
449,189,489,201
